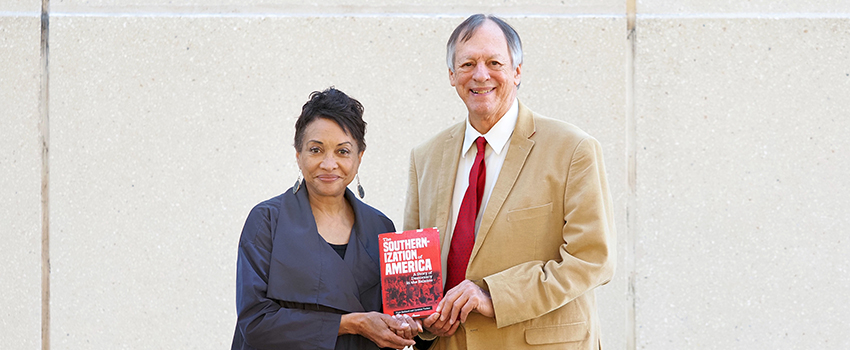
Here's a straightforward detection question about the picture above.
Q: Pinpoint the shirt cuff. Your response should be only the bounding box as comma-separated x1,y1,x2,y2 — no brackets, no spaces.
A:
417,330,438,341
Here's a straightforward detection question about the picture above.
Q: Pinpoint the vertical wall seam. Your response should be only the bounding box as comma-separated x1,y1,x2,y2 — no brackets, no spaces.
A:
625,0,637,350
40,1,50,350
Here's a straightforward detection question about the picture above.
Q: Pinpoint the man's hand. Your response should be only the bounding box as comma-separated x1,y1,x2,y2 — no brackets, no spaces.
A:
390,314,423,340
439,280,495,323
421,312,461,337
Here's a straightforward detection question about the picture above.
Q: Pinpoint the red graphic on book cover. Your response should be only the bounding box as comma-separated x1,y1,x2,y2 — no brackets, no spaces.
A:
379,228,443,318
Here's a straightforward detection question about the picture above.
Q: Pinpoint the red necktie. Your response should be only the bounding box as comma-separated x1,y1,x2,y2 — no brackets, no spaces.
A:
446,137,487,292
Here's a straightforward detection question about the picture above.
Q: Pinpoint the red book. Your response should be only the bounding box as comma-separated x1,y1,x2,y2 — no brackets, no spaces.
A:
379,227,443,318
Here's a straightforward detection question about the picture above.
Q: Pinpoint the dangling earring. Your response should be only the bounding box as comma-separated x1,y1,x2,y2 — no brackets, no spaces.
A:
356,174,365,199
293,171,303,194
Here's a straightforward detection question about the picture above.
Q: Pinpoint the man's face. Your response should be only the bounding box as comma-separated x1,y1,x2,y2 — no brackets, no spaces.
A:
449,20,521,129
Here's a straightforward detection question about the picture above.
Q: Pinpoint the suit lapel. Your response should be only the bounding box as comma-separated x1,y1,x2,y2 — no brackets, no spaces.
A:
470,101,536,263
436,124,464,242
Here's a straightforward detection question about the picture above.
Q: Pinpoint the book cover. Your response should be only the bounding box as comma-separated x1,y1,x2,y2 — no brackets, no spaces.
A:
379,227,443,318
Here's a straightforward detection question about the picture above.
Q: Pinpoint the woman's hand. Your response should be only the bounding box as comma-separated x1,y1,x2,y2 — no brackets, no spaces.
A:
340,312,419,349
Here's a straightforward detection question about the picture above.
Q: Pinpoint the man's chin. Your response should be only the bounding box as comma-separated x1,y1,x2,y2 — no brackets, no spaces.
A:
466,104,497,118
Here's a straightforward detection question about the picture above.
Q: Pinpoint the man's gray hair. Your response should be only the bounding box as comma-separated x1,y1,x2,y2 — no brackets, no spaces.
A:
446,14,523,73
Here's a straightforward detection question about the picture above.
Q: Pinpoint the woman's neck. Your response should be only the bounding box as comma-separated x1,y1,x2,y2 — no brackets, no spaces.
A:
308,192,355,245
308,191,348,216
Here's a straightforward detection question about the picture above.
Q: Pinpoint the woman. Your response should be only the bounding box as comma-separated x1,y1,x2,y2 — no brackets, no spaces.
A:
232,88,420,350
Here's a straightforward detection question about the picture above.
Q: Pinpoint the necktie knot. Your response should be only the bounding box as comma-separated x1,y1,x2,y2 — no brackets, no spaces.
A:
475,136,487,155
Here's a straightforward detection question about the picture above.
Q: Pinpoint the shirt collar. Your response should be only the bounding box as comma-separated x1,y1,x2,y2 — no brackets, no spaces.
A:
461,98,519,158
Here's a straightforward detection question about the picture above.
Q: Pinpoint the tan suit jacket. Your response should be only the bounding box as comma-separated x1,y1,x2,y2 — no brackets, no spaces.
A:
404,101,616,350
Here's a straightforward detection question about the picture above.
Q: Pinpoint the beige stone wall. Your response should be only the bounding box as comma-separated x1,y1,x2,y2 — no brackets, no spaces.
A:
1,7,43,350
1,1,847,349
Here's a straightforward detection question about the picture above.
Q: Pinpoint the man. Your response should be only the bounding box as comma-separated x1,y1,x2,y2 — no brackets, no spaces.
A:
404,14,616,350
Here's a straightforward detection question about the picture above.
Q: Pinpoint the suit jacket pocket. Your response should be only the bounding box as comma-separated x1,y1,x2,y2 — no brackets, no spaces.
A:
506,202,553,222
524,322,589,345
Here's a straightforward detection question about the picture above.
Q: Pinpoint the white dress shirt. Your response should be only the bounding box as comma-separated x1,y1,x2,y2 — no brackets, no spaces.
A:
445,98,519,246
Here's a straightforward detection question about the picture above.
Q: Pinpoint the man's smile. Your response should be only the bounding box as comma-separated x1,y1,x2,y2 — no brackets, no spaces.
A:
471,87,495,94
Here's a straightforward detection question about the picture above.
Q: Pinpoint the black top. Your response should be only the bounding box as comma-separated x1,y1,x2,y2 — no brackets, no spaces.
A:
329,242,348,259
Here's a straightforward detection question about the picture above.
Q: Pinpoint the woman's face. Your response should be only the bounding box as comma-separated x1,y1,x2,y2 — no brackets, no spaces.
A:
296,117,363,199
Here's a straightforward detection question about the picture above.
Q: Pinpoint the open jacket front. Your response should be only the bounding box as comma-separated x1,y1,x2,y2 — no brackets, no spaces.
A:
232,187,395,350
